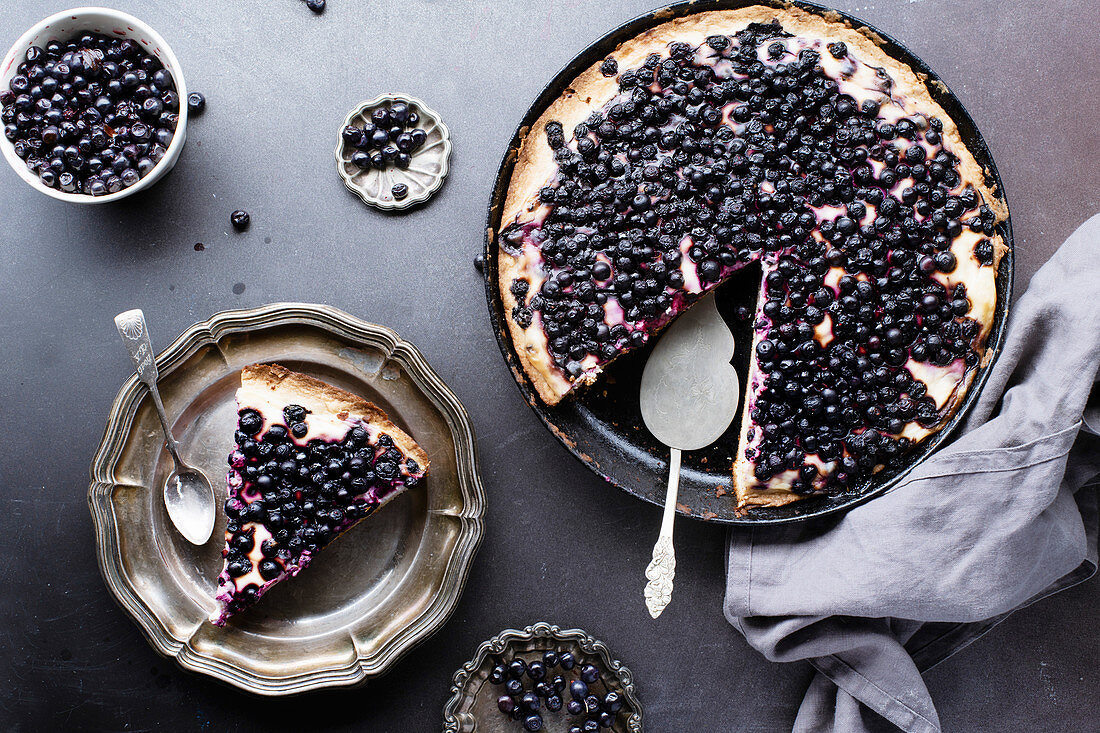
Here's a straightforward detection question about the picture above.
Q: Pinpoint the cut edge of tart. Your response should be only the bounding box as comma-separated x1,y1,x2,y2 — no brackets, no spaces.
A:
210,363,429,626
494,4,1008,511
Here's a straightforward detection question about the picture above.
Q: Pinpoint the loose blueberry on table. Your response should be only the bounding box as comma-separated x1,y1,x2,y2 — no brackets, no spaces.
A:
1,34,181,195
496,11,1008,512
487,650,623,730
230,209,250,231
343,101,427,173
187,91,206,114
211,364,429,625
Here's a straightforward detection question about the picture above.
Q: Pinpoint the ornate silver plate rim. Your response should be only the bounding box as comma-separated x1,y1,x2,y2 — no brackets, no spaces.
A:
88,302,486,695
334,93,452,211
443,622,643,732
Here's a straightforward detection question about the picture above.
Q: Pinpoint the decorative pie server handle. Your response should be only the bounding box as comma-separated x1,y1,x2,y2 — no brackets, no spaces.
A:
114,309,181,462
644,447,681,618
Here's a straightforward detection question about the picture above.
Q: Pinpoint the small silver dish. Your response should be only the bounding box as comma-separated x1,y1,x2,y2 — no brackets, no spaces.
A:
89,303,485,695
444,622,643,732
335,93,451,210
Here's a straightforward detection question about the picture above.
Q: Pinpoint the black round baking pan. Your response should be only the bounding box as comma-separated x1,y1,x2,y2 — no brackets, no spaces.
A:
483,0,1013,525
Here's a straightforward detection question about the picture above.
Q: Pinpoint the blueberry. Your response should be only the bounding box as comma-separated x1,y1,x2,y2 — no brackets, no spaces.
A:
258,559,281,580
371,107,390,128
582,721,598,733
566,699,584,715
370,128,390,148
596,711,614,727
239,409,263,434
395,132,413,152
389,102,408,124
409,128,427,151
370,152,386,170
306,0,326,12
230,210,251,231
534,681,553,698
141,96,163,118
558,652,576,670
579,664,599,684
187,92,205,114
474,253,486,273
542,650,559,669
351,150,371,168
546,694,562,711
603,691,622,713
584,695,600,713
394,152,411,169
551,674,566,692
507,659,527,679
569,680,588,700
526,660,545,681
521,692,540,712
522,715,542,732
497,695,516,715
391,183,409,200
406,111,419,126
342,125,363,146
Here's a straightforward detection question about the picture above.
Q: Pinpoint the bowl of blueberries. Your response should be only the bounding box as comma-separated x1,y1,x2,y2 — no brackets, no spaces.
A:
335,93,450,210
0,7,188,203
444,623,642,732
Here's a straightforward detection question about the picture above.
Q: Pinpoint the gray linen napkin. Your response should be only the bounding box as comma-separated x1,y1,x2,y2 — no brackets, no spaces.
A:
724,213,1100,733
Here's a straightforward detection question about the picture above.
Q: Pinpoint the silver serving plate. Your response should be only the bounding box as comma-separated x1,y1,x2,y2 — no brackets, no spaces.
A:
88,303,485,695
335,93,451,210
443,622,643,732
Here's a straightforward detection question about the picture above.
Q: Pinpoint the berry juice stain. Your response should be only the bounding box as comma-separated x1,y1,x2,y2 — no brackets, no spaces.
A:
232,282,245,295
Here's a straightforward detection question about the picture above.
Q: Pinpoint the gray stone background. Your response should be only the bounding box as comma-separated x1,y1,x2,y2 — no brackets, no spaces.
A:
0,0,1097,730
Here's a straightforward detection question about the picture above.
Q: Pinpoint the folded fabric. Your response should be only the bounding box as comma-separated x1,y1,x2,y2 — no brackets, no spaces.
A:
724,213,1100,733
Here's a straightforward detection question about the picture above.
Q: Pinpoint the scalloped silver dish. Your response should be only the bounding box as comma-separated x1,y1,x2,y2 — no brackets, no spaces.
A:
335,94,451,210
444,622,643,732
88,303,485,695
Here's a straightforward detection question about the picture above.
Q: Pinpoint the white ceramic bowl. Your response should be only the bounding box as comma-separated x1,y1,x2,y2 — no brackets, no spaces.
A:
0,7,188,203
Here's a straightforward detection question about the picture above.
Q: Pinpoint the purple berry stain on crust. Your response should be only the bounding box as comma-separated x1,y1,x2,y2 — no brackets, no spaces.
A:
502,25,1001,495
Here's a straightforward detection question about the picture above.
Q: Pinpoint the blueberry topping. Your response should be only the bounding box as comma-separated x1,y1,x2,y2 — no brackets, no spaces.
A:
503,25,995,495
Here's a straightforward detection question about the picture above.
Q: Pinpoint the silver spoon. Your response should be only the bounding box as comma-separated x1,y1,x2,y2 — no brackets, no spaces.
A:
640,292,741,618
114,309,216,545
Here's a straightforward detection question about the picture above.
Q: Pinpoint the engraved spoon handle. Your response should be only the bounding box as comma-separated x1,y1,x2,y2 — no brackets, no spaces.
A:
644,446,680,619
114,309,182,466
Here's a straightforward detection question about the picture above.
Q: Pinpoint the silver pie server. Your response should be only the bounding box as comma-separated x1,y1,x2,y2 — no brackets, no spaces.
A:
640,292,740,618
114,309,216,545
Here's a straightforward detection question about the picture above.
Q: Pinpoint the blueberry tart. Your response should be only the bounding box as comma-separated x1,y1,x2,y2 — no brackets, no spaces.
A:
211,364,429,625
495,6,1007,511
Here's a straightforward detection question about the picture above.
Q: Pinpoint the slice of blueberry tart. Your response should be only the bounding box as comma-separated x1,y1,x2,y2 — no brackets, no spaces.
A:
495,5,1008,511
211,364,429,626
